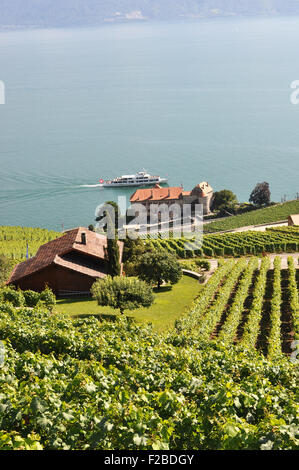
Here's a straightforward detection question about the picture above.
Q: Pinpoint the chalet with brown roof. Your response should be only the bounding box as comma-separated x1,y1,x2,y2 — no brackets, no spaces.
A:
130,182,213,216
288,214,299,226
8,227,124,296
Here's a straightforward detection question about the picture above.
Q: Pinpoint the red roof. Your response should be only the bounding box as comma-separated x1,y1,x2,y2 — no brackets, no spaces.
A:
130,184,183,203
9,227,124,283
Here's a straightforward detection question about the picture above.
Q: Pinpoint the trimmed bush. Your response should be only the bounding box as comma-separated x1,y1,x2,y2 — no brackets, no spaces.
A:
195,259,211,271
1,288,25,307
23,290,41,308
39,287,56,312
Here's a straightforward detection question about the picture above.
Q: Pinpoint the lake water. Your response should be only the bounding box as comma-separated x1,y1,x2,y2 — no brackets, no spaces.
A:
0,17,298,231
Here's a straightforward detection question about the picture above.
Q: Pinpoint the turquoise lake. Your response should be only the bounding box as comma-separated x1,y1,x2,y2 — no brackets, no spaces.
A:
0,17,298,231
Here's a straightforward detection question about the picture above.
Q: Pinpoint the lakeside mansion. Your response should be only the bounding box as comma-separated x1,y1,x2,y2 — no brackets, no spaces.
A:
129,182,213,223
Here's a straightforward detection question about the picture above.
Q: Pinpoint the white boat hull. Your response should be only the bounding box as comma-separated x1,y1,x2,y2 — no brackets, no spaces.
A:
101,178,168,188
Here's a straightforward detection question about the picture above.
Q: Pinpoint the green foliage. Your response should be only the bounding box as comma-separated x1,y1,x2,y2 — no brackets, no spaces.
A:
0,255,13,287
91,276,154,314
0,431,43,450
212,189,238,212
196,260,248,341
218,258,259,345
123,237,151,260
96,201,121,231
147,229,299,258
203,200,299,233
100,208,121,278
39,287,56,312
107,237,121,277
0,287,55,311
0,288,25,307
137,249,182,289
249,182,271,206
0,226,60,261
267,257,283,360
0,306,297,450
240,258,271,350
123,238,150,276
287,257,299,341
195,259,211,271
179,259,211,274
23,290,41,308
175,256,298,365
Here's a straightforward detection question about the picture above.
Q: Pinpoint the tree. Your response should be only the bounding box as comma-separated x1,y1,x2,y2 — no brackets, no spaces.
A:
123,237,154,276
249,182,271,206
91,276,154,315
39,286,56,312
106,211,121,277
95,200,120,229
136,249,182,289
211,190,238,213
107,237,121,277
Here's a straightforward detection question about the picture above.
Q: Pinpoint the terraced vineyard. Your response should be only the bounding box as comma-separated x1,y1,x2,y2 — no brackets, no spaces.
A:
267,226,299,234
203,199,299,232
179,257,299,359
147,229,299,258
0,226,60,260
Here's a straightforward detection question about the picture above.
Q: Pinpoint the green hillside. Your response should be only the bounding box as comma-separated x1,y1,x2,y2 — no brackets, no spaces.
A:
204,200,299,233
0,257,298,449
0,226,60,261
148,228,299,258
0,224,298,449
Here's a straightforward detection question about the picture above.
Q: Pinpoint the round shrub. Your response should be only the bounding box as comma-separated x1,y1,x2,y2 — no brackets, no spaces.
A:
23,290,41,308
1,288,25,307
195,259,211,271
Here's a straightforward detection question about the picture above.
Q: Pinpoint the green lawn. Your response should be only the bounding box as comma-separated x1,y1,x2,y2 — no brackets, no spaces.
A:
55,275,201,332
204,200,299,233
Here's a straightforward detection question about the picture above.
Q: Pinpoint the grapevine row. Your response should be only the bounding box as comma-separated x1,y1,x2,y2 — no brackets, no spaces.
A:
287,257,299,340
180,259,235,332
267,257,282,359
218,258,259,345
240,257,271,350
196,259,248,341
146,229,299,259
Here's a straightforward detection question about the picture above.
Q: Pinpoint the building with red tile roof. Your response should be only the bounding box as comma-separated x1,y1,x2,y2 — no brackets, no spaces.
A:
8,227,124,296
130,182,213,216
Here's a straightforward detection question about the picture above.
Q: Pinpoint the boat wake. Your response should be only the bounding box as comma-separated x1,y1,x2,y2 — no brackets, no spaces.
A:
79,184,103,188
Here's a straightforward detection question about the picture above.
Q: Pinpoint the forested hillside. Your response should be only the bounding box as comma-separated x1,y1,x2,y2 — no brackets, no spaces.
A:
1,0,299,28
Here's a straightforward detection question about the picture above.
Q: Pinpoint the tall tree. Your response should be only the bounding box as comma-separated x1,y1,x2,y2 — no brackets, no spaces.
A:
96,200,120,229
136,249,182,289
249,182,271,206
106,211,121,277
123,237,154,276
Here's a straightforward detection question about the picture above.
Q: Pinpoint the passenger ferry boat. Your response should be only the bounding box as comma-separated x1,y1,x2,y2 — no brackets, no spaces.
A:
99,171,168,188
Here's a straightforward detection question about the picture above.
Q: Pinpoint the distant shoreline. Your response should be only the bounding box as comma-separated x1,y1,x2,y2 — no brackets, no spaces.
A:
1,14,299,33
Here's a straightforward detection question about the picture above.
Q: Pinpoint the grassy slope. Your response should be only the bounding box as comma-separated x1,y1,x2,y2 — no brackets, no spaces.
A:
204,200,299,233
56,275,201,332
